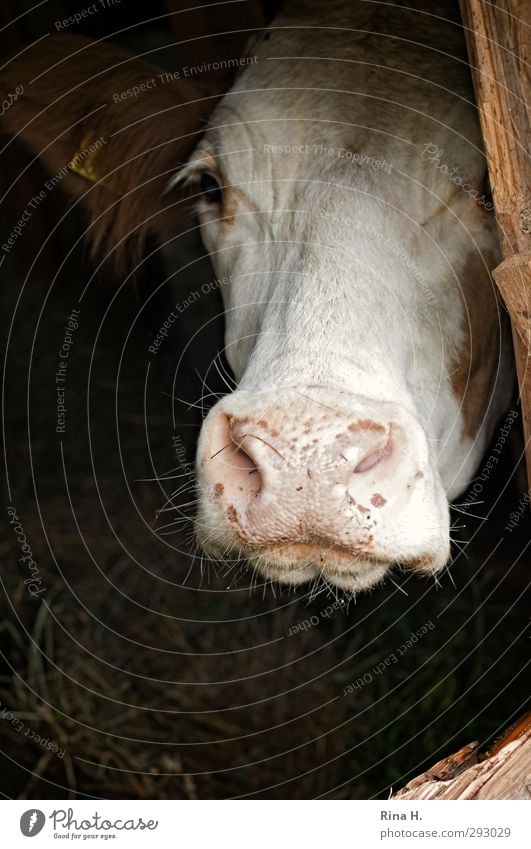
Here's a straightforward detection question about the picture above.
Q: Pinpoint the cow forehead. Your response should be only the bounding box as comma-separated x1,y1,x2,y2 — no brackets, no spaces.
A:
197,0,479,190
204,105,367,173
198,117,394,225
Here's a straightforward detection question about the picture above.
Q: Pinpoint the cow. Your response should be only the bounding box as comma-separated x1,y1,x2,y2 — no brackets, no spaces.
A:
1,0,513,593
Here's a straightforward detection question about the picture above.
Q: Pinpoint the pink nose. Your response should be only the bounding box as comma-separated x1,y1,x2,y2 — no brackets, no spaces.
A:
198,403,398,548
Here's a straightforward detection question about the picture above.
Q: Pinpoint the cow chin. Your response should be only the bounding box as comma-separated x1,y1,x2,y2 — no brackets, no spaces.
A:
194,515,450,594
201,535,392,592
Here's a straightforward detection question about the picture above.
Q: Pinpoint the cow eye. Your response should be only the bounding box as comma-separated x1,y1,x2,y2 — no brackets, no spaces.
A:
200,171,223,203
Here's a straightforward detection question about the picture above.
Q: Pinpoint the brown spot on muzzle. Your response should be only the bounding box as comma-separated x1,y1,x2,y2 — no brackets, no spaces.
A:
256,419,280,437
349,419,386,433
371,493,387,507
213,482,224,497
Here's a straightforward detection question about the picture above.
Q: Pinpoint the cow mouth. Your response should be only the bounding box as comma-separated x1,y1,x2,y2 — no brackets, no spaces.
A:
245,542,390,591
199,536,411,592
198,532,446,592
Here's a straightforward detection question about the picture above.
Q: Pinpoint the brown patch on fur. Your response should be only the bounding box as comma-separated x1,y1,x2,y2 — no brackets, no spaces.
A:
220,187,237,226
451,250,503,439
357,503,370,513
0,34,223,275
356,534,375,554
408,470,424,489
370,493,386,507
407,553,434,570
213,483,224,497
219,185,258,228
349,420,385,432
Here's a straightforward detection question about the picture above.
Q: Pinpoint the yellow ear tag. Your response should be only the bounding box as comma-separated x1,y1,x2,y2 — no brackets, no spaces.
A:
68,133,108,186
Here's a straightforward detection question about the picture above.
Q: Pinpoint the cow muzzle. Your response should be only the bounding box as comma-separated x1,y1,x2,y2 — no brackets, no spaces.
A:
195,388,450,591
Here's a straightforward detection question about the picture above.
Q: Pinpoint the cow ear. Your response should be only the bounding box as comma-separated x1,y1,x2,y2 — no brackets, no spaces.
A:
0,34,220,273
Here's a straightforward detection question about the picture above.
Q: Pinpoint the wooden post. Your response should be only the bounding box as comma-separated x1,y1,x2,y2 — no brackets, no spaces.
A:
396,6,531,801
460,0,531,485
393,713,531,799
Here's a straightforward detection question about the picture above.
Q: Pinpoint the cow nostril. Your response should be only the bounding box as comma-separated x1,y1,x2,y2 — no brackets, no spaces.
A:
231,437,259,477
202,412,263,502
226,421,263,497
353,437,391,473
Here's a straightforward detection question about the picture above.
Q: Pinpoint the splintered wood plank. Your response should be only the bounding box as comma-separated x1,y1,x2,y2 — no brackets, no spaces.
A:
460,0,531,483
393,713,531,799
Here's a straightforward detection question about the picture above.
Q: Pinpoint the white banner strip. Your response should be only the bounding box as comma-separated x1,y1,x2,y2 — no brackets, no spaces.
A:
1,799,528,847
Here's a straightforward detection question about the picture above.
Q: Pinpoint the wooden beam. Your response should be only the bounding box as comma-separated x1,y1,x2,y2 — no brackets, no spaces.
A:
460,0,531,484
393,713,531,799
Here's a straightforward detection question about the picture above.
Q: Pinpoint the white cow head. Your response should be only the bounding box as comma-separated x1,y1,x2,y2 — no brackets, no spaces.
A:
169,8,511,591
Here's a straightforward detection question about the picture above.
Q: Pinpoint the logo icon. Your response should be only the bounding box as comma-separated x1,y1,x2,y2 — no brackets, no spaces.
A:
20,810,45,837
